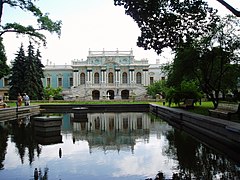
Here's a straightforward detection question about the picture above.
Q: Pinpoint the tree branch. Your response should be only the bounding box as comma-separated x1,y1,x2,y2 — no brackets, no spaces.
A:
0,28,46,43
216,0,240,17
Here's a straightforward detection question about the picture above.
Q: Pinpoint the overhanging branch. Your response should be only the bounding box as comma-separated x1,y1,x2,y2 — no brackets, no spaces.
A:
216,0,240,17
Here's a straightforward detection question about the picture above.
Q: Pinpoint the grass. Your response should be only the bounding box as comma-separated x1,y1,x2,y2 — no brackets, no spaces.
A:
152,101,214,116
6,100,237,120
188,101,214,116
5,100,150,107
4,100,239,122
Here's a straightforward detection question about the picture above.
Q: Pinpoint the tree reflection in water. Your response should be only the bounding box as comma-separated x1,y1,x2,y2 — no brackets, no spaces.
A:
164,129,240,179
11,117,42,165
0,113,240,179
0,126,8,170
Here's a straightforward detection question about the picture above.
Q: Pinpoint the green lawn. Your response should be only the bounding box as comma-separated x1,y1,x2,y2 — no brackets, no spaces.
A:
153,101,214,116
188,101,214,115
7,100,239,121
6,100,150,107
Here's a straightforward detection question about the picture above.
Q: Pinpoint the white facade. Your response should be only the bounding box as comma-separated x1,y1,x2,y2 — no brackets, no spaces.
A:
68,49,155,100
42,49,166,100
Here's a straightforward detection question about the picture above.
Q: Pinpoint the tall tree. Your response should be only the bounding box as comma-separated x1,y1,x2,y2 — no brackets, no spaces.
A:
23,42,44,100
9,42,45,100
24,41,38,99
9,44,26,99
34,48,44,99
0,37,9,79
114,0,219,54
167,15,240,107
0,0,62,44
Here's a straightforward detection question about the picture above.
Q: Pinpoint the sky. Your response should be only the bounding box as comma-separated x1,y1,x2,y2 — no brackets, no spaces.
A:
2,0,240,66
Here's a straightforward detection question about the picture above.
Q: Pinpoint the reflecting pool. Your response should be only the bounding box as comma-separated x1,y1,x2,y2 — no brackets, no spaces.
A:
0,112,240,179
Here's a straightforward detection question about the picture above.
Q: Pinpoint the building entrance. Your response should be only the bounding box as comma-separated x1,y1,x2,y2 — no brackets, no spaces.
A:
92,90,100,100
121,90,129,99
107,90,114,100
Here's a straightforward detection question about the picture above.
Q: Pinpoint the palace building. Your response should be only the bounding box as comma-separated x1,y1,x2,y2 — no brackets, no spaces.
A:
0,49,166,100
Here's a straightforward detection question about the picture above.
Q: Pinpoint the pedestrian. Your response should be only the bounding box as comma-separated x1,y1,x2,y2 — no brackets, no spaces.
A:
34,168,38,180
0,97,8,108
17,93,23,106
23,93,30,106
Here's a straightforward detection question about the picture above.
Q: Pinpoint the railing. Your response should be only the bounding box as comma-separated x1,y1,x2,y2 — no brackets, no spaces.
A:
0,105,40,122
88,50,133,56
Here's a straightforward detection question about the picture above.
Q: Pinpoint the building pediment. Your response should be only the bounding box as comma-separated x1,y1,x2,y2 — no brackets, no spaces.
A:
103,61,120,66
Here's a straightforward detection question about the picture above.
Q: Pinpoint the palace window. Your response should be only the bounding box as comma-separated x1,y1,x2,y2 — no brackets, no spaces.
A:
136,72,142,84
80,73,85,84
58,77,63,87
69,77,73,87
108,72,114,83
46,78,51,87
94,72,100,84
122,72,127,84
150,77,154,84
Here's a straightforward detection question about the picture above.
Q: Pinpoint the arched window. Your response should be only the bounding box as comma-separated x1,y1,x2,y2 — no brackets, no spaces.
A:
108,72,114,83
92,90,100,100
94,72,99,84
136,72,142,84
122,72,127,84
80,73,85,84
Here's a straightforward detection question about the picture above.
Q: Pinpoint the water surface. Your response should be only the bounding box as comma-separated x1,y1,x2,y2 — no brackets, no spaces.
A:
0,112,239,179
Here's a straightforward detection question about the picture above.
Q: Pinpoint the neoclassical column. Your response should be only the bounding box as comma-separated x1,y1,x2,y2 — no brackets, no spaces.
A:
73,70,78,86
129,69,135,83
90,70,93,84
105,70,108,84
86,69,92,84
132,70,135,83
101,69,106,84
115,69,120,84
143,69,148,86
129,69,132,83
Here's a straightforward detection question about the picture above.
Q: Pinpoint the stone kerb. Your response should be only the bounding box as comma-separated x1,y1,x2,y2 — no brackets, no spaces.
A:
150,104,240,147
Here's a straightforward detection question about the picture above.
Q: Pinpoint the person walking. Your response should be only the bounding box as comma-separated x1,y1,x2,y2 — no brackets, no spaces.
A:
17,93,23,106
23,93,30,106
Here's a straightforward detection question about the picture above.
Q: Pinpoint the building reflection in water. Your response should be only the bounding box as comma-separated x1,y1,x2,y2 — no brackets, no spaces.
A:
71,112,152,154
1,112,240,179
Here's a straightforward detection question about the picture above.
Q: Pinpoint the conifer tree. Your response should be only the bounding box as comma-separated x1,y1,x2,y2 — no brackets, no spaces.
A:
34,48,44,100
9,44,26,99
23,42,44,100
9,42,45,100
24,41,38,99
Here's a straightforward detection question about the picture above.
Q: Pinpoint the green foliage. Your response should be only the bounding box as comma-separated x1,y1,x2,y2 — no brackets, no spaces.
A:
165,80,203,106
9,44,26,99
0,38,9,79
23,42,44,100
9,42,45,100
114,0,218,54
0,0,62,44
165,15,240,108
147,80,167,98
43,86,63,100
0,37,10,79
114,0,240,108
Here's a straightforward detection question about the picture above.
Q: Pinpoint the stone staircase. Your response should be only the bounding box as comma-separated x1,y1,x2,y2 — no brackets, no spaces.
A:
62,83,148,100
